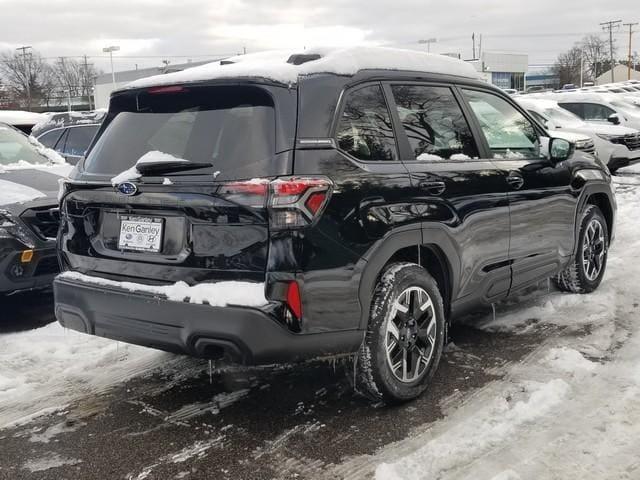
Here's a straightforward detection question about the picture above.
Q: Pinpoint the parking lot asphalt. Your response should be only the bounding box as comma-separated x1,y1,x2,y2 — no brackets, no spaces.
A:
0,294,548,480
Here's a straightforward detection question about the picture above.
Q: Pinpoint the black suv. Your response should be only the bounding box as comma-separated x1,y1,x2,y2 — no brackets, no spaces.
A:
54,48,615,402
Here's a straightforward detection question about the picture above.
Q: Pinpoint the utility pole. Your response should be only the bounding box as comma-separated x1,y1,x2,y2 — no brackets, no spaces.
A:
601,20,622,83
580,47,584,87
472,33,476,59
623,22,638,80
16,45,32,111
82,55,93,110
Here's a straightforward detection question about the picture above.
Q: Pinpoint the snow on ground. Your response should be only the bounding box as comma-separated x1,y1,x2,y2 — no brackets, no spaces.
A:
0,323,172,429
335,180,640,480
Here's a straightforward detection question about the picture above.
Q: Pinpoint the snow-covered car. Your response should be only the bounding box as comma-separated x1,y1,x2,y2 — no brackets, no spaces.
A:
0,123,72,295
31,110,105,165
517,97,640,171
549,92,640,131
0,110,47,135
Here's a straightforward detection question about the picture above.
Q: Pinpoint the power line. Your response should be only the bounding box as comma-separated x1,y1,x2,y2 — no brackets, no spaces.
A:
601,20,622,82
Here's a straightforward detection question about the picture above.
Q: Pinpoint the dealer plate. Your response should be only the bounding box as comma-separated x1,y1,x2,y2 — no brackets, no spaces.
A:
118,216,164,253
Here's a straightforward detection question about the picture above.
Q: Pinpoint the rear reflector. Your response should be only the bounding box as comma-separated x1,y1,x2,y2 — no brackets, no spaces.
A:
286,281,302,320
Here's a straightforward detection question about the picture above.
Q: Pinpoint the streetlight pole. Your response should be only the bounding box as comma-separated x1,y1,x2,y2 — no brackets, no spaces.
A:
102,45,120,91
418,38,437,53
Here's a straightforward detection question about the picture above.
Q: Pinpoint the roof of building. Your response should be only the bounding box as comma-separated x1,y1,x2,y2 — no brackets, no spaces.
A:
123,46,482,91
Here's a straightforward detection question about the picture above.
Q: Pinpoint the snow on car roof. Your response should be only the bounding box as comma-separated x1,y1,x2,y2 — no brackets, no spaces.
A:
125,46,482,90
0,110,46,126
516,97,559,109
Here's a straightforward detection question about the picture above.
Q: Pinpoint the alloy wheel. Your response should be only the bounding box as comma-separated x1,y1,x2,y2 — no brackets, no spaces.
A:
582,218,606,281
385,286,437,383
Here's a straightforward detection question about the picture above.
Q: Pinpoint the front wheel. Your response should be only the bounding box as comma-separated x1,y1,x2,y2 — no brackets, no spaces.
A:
554,205,609,293
350,263,446,403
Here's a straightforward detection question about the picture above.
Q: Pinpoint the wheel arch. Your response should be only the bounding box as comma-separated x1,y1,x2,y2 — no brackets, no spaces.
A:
357,226,460,330
585,192,614,242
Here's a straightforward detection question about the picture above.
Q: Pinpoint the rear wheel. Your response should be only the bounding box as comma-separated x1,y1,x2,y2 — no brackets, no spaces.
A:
351,263,446,403
554,205,609,293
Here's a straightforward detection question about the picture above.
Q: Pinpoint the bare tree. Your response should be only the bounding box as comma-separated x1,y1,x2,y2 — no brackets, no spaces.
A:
581,34,611,81
552,46,582,86
0,50,53,110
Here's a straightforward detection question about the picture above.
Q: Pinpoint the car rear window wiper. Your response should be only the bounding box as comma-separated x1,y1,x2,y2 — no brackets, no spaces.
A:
136,160,213,175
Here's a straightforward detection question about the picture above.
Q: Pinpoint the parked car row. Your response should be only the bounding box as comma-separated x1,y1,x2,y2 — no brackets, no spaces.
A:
519,82,640,172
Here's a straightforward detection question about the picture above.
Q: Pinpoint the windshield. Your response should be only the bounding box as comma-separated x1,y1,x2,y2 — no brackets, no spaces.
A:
0,125,49,166
543,107,584,127
84,85,276,181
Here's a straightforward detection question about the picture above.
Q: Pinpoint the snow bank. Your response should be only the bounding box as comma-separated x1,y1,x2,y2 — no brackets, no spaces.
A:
0,322,170,428
110,150,188,185
127,46,481,89
376,379,570,480
58,271,267,307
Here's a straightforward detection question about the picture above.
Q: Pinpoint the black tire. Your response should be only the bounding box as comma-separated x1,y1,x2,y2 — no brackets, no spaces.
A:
554,205,609,294
350,262,446,403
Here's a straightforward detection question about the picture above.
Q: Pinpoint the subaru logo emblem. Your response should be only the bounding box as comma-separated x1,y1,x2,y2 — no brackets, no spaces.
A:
117,182,138,196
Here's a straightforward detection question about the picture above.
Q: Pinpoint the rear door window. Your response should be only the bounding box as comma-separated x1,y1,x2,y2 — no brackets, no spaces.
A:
37,129,65,150
462,89,541,159
63,125,99,156
390,85,478,161
84,85,276,180
336,84,398,161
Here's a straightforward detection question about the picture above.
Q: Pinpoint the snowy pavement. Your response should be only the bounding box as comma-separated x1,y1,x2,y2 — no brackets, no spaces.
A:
1,172,639,479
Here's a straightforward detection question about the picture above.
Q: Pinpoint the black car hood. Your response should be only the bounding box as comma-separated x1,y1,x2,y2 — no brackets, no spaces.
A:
0,168,64,208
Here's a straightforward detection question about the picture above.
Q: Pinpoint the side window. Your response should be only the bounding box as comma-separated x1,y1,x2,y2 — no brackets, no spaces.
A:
390,85,478,161
336,84,398,161
462,89,541,159
582,103,615,121
64,125,99,156
37,129,64,149
559,103,583,118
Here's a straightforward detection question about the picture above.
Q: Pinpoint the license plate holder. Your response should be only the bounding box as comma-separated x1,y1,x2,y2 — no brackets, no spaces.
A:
118,216,164,253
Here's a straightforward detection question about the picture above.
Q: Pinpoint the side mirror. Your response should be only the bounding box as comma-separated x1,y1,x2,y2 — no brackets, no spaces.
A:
548,137,573,162
607,113,620,125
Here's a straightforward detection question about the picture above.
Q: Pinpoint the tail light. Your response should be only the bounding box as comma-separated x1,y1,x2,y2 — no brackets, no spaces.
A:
217,176,332,227
269,176,333,229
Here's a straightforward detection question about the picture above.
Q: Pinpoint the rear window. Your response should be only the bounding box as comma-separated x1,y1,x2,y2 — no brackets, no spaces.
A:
84,85,276,180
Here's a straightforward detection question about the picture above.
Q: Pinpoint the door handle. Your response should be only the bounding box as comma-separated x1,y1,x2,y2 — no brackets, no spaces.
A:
420,181,446,195
506,173,524,190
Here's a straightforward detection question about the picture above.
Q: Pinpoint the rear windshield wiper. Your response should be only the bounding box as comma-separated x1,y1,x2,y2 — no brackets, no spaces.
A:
136,161,213,175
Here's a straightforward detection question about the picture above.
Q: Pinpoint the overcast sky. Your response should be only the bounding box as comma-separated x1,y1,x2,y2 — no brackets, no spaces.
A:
0,0,637,74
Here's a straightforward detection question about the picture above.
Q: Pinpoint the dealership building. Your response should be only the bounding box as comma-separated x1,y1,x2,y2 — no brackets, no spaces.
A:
468,51,528,90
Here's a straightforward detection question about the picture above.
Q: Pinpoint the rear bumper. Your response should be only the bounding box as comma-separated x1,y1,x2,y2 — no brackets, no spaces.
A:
54,276,363,365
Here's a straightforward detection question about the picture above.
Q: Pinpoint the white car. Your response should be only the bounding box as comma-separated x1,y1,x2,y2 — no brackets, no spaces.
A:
0,110,47,135
547,92,640,131
518,97,640,172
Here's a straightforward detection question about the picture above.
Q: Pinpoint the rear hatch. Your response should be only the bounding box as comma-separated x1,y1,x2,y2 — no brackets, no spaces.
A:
60,83,296,284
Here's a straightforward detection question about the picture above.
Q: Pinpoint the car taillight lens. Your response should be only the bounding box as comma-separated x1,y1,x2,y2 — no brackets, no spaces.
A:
219,179,270,207
269,176,332,229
